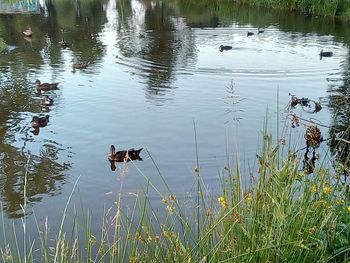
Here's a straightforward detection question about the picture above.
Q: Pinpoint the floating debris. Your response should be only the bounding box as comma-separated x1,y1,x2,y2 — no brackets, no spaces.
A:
304,125,323,149
289,93,322,113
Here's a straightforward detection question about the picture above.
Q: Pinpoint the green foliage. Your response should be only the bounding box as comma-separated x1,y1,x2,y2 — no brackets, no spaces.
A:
219,0,350,18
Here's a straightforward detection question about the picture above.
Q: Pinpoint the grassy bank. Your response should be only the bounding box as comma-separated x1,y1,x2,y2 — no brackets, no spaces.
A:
230,0,350,18
1,128,350,263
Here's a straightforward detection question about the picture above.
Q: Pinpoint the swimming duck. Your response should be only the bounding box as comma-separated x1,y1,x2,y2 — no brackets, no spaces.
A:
258,28,264,34
31,115,49,128
59,39,68,48
320,50,333,60
219,45,233,52
35,80,59,92
23,27,33,37
108,145,143,162
59,29,68,48
41,95,53,106
72,61,90,69
247,31,254,37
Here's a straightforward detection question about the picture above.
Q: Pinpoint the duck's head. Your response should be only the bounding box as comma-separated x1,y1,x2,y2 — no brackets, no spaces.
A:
31,116,39,127
35,80,41,85
110,145,116,155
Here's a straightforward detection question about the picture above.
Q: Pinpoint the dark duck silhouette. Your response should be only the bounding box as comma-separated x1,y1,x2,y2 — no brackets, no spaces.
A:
41,95,53,106
59,39,68,49
108,145,143,162
320,50,333,60
31,115,49,128
258,28,264,34
247,31,254,37
35,80,59,92
219,45,233,52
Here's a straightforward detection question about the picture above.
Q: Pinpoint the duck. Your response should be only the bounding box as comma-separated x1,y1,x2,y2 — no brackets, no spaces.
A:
31,115,49,128
23,27,33,37
247,31,254,37
219,45,233,52
41,95,53,106
258,28,264,34
35,80,59,92
320,50,333,60
72,61,90,70
59,39,68,48
108,145,143,162
59,29,68,48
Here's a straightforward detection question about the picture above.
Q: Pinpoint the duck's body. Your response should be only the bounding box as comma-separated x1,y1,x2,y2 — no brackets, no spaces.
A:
108,145,143,162
31,115,49,128
23,27,33,37
72,61,89,69
41,95,53,106
320,50,333,59
247,31,254,37
258,28,264,34
59,39,68,48
219,45,233,52
35,80,59,92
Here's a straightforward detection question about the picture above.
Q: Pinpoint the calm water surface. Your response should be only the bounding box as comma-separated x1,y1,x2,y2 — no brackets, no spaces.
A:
0,0,349,236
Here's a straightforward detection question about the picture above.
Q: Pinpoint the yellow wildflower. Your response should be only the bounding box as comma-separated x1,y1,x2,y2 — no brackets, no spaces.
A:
163,230,172,239
218,196,228,209
311,184,317,193
347,206,350,213
244,192,253,202
166,205,174,214
336,199,345,205
162,197,167,204
323,185,331,195
298,171,305,177
169,194,176,201
129,256,137,263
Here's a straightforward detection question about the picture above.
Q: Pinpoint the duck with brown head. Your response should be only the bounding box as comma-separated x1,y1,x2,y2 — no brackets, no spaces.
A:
31,115,49,128
35,80,59,92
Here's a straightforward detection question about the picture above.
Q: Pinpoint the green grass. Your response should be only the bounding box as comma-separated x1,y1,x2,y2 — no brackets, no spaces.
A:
226,0,350,18
1,127,350,262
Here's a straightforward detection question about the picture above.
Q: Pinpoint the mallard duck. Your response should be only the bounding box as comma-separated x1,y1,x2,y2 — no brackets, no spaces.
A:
108,145,143,162
59,39,68,48
41,95,53,106
35,80,59,92
320,50,333,60
72,61,89,69
258,28,264,34
23,27,33,37
219,45,232,52
31,115,49,128
247,31,254,37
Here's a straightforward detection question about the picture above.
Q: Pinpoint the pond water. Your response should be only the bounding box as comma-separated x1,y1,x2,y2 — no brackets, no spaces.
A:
0,0,350,237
